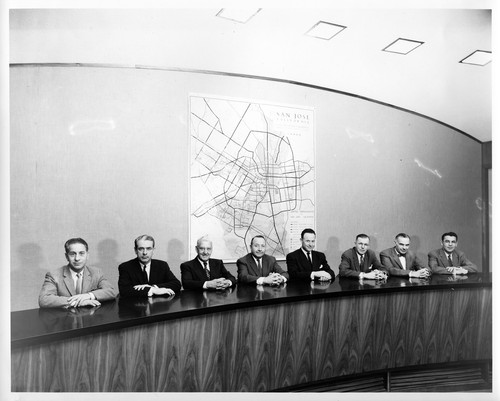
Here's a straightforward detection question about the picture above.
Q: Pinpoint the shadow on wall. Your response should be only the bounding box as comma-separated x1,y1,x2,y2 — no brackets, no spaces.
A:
12,243,47,311
166,238,185,273
325,236,340,276
410,234,430,267
94,238,120,290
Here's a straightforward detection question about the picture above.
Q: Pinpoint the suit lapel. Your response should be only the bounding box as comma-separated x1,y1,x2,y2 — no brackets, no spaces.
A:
82,266,92,293
439,250,450,267
392,248,403,269
352,249,360,271
63,265,76,295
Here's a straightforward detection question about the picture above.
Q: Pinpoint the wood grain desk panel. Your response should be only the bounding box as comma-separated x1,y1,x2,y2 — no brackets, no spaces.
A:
12,275,492,391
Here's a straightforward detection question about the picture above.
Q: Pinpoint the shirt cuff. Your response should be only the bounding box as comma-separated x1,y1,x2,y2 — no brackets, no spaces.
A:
203,281,208,289
256,277,265,285
88,292,95,300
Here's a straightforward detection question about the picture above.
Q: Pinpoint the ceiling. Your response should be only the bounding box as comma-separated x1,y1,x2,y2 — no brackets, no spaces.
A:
8,6,493,141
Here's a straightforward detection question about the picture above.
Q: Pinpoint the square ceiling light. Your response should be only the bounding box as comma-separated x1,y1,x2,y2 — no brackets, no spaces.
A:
459,50,492,66
382,38,424,55
216,8,261,23
305,21,346,40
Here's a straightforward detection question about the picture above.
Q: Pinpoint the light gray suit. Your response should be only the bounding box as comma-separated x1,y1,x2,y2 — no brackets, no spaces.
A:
38,265,117,308
428,248,478,274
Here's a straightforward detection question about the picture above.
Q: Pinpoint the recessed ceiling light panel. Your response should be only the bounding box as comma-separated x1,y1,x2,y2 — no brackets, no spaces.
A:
382,38,424,55
216,8,261,24
305,21,346,40
460,50,492,66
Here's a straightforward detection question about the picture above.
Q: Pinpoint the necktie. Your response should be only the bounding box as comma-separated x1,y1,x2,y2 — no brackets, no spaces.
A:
203,260,210,279
257,258,262,275
359,255,365,269
142,265,148,283
307,251,313,266
447,255,453,267
76,272,83,294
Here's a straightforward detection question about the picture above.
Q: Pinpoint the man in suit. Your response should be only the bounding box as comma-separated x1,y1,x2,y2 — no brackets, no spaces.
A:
38,238,117,308
118,234,181,297
237,235,289,285
380,233,430,278
338,234,387,279
286,228,335,282
181,237,236,290
428,232,477,275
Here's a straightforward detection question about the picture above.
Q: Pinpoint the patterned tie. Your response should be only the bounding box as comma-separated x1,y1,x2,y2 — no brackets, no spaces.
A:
359,255,365,270
257,258,262,275
76,272,83,294
203,260,210,279
447,255,453,267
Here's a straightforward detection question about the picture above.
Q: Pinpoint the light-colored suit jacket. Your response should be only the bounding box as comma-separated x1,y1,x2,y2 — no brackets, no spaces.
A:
428,248,478,274
38,265,117,308
236,253,289,284
380,247,427,277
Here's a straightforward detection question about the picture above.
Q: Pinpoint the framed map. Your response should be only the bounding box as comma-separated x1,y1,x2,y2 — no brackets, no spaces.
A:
189,95,315,261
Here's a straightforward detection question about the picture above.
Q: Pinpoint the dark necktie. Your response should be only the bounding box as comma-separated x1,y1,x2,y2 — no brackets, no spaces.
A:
447,255,453,267
203,260,210,279
307,251,313,266
359,255,365,269
142,265,148,283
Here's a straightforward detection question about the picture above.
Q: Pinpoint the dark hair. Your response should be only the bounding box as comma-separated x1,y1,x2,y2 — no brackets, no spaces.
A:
355,233,370,241
441,232,458,241
395,233,410,241
134,234,155,249
301,228,316,238
250,235,266,246
64,238,88,253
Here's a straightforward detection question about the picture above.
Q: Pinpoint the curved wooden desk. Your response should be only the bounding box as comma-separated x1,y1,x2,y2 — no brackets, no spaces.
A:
12,274,492,391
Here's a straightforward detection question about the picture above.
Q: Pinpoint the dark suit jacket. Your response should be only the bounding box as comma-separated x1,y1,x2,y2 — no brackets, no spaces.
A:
180,258,236,290
428,248,478,274
380,247,427,277
286,248,335,281
39,265,117,308
118,258,181,297
236,253,289,284
338,248,384,278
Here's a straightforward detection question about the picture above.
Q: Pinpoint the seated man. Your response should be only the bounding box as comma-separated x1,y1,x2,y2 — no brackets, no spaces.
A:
181,236,236,290
380,233,430,278
237,235,289,285
118,234,181,297
338,234,387,280
286,228,335,282
428,232,478,274
38,238,117,308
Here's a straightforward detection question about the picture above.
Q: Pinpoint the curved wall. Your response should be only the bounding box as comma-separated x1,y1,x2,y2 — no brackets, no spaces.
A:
10,65,482,311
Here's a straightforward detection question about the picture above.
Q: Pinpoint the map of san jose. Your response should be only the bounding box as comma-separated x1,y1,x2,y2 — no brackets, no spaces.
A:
189,95,315,261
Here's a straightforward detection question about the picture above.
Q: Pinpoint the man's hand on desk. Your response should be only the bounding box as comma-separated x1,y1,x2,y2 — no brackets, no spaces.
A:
149,287,176,296
409,268,431,279
312,270,332,281
133,284,152,291
133,284,176,296
67,293,100,308
446,266,468,275
205,278,233,290
359,270,387,280
262,273,285,286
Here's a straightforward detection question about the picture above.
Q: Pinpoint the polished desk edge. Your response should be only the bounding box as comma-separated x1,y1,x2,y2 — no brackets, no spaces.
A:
11,273,492,349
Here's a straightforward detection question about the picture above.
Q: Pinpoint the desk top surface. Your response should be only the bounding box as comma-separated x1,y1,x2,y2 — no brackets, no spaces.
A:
12,273,491,348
